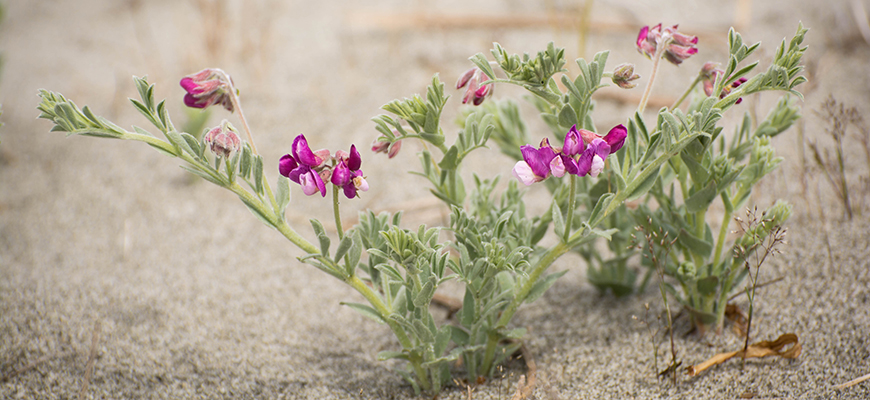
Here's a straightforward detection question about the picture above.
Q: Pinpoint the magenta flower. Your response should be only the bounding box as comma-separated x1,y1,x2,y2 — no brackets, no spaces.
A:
179,68,234,112
331,145,369,199
512,124,627,185
701,62,748,104
577,124,627,154
456,67,494,106
204,120,241,158
636,24,698,65
512,139,557,185
279,134,328,197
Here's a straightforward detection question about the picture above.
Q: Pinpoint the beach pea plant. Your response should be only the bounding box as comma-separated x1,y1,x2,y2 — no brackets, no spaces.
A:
36,22,806,394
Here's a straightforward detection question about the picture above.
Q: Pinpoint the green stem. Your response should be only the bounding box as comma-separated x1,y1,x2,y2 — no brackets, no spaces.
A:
563,174,577,242
638,41,667,114
713,208,732,267
346,275,429,391
333,184,344,240
670,75,702,111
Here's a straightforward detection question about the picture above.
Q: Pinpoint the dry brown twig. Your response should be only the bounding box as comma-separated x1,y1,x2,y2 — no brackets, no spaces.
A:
78,320,102,399
686,333,801,376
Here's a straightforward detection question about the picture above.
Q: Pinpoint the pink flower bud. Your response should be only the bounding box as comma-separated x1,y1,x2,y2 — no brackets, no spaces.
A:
180,68,234,112
611,63,640,89
204,120,241,158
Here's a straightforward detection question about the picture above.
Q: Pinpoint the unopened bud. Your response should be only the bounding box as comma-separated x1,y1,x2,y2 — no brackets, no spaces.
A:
204,120,241,158
611,63,640,89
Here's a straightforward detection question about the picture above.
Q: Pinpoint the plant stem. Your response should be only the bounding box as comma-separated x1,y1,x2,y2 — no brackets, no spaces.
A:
333,184,344,240
713,208,733,267
670,75,702,111
223,73,259,155
638,42,667,114
346,275,431,391
563,174,577,242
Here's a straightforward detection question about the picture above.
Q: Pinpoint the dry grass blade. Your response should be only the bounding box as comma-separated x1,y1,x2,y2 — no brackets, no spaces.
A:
834,372,870,390
78,320,102,399
510,344,537,400
686,333,801,376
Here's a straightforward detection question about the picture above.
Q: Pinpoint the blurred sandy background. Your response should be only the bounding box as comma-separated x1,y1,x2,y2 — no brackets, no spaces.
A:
1,0,869,398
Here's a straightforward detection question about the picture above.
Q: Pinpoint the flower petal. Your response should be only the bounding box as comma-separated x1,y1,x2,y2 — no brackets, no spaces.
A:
563,125,584,156
604,124,627,153
512,161,540,186
347,144,362,171
278,154,298,178
292,135,321,167
331,160,351,186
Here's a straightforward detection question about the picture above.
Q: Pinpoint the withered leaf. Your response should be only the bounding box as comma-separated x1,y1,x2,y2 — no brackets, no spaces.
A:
686,333,801,376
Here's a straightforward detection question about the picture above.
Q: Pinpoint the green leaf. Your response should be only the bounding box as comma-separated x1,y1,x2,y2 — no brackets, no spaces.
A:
341,302,386,324
310,219,330,256
625,166,660,202
253,155,265,195
377,350,409,361
678,228,713,258
275,176,291,216
439,145,459,170
558,104,577,129
334,235,353,263
589,193,614,224
552,198,566,239
685,182,717,213
525,270,568,303
413,279,436,307
499,327,527,340
461,288,475,327
696,276,719,296
680,152,709,186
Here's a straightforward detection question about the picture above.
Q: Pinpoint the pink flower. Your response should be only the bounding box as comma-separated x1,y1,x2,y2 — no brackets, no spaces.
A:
279,135,328,197
512,139,557,185
456,67,494,106
179,68,234,111
279,136,368,199
636,24,698,65
511,124,628,185
331,145,368,199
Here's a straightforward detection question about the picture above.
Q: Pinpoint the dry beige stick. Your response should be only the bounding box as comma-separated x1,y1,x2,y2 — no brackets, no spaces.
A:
835,372,870,390
510,344,537,400
79,320,102,400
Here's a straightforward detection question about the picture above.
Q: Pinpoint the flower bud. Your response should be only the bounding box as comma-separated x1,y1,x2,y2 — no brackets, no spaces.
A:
611,63,640,89
180,68,234,112
204,120,241,158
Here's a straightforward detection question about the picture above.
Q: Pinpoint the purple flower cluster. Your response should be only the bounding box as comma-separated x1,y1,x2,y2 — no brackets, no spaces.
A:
179,68,234,112
636,24,698,65
512,124,627,186
279,135,369,199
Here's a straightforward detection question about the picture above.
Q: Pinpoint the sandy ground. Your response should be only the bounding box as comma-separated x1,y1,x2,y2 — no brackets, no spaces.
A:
1,0,869,399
